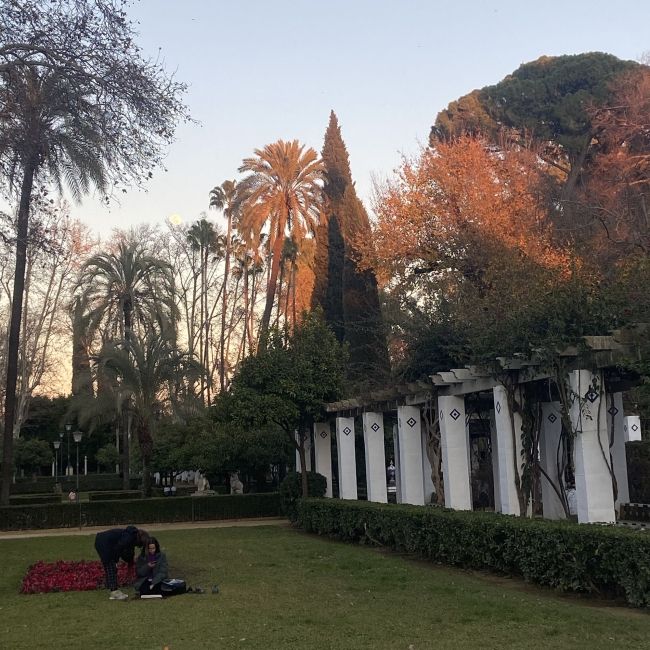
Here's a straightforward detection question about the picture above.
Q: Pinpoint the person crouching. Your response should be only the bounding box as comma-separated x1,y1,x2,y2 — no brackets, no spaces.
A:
134,537,168,597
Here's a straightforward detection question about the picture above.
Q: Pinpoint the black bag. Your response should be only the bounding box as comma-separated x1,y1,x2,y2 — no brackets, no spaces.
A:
160,578,187,597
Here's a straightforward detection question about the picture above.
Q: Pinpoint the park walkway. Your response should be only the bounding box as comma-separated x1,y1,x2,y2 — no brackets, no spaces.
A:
0,516,287,540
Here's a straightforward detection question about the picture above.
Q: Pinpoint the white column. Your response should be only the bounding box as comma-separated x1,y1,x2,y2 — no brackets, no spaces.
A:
489,411,501,512
540,402,565,519
608,393,629,508
362,412,387,503
393,423,402,503
624,415,642,442
438,395,472,510
396,405,425,505
313,422,333,497
84,455,88,476
493,384,527,516
295,430,312,473
421,430,435,505
51,460,55,477
569,370,616,524
336,416,357,500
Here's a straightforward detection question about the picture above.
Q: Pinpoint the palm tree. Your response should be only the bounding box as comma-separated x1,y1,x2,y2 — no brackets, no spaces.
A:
186,218,222,404
99,333,201,496
76,237,177,488
209,180,239,392
0,67,109,503
238,140,324,346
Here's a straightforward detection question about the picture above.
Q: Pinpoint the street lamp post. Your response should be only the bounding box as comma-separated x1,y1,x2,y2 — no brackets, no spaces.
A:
53,441,61,485
73,431,83,493
65,424,72,477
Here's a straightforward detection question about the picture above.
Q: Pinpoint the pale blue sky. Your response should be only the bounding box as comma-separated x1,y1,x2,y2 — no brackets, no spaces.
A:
73,0,650,236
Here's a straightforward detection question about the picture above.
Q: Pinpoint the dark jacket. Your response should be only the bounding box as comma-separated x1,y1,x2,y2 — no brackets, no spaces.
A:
94,526,139,564
133,551,169,589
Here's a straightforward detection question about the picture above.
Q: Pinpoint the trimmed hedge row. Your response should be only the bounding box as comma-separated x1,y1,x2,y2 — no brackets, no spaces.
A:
296,499,650,608
9,494,61,505
0,493,281,531
88,490,143,501
10,475,139,495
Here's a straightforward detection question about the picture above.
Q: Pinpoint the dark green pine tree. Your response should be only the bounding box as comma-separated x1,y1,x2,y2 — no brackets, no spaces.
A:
312,111,390,388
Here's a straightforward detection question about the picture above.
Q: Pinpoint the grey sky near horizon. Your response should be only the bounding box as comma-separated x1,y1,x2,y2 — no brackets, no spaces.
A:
66,0,650,237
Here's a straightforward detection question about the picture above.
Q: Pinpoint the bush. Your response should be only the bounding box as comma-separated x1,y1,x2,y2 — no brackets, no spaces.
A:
10,474,140,495
9,494,61,505
0,493,281,531
296,499,650,609
88,490,143,501
279,471,327,519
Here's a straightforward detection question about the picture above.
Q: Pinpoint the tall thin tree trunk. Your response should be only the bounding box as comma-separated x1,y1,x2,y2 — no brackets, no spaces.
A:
220,212,232,392
1,161,36,505
259,225,285,347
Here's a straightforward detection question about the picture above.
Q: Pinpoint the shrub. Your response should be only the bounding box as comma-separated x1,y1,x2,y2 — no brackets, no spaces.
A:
88,490,143,501
296,499,650,609
9,494,61,505
10,474,140,495
279,471,327,519
627,441,650,503
0,493,281,531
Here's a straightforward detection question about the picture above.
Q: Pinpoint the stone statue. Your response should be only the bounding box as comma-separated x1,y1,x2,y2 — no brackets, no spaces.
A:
230,471,243,495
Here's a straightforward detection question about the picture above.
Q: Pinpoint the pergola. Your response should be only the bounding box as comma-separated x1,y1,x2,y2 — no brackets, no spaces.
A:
300,329,644,524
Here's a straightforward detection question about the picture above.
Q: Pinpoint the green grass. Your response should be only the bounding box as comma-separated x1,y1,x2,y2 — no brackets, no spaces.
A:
0,525,648,649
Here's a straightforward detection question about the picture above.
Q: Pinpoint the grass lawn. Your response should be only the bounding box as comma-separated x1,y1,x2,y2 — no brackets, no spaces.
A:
0,525,648,649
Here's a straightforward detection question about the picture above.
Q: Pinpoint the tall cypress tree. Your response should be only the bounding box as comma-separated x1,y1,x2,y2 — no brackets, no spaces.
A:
312,111,390,388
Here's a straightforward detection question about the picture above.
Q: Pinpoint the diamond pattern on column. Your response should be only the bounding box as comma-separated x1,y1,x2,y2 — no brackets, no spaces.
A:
406,417,417,428
371,422,380,432
632,423,639,432
547,413,557,423
585,387,598,403
449,408,461,421
495,401,501,414
319,431,328,438
607,405,619,416
343,426,352,436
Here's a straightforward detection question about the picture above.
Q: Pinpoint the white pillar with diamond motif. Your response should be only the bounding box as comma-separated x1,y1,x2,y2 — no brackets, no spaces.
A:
295,430,312,472
540,402,566,519
313,422,333,497
393,423,402,503
362,412,387,503
336,416,357,500
396,405,425,505
608,393,629,508
492,384,526,516
624,415,642,442
489,411,501,512
569,369,616,524
438,395,472,510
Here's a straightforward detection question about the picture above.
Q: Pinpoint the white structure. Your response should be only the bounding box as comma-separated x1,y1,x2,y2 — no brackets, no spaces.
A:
608,392,629,508
396,405,425,505
336,416,357,499
625,415,642,442
539,401,565,519
362,412,387,503
313,422,333,497
438,395,471,510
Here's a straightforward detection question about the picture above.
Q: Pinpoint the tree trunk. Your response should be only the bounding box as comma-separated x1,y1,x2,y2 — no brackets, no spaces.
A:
122,412,131,490
259,224,285,347
298,436,309,498
220,212,232,393
1,161,36,505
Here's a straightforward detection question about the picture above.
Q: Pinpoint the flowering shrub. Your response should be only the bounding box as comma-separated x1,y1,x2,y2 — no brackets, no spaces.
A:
21,560,134,594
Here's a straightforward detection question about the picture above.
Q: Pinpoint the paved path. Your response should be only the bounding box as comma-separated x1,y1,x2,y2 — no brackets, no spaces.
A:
0,517,288,540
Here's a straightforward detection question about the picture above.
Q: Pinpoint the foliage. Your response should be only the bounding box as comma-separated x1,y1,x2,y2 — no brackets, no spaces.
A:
94,444,119,472
21,560,133,594
312,112,390,389
278,471,326,518
627,441,650,504
238,140,324,343
296,499,650,608
0,0,188,504
0,493,281,530
13,438,52,474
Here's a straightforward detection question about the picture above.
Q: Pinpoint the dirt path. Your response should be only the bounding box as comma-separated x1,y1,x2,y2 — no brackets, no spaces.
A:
0,517,288,540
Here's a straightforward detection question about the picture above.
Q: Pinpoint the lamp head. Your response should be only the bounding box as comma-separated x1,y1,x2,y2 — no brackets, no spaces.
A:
65,423,72,433
53,441,61,450
73,431,83,443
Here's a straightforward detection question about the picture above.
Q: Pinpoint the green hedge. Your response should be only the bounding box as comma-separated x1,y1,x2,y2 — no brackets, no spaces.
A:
296,499,650,608
151,485,197,497
279,471,327,519
88,490,143,501
8,494,61,505
627,441,650,504
0,493,282,531
10,474,139,495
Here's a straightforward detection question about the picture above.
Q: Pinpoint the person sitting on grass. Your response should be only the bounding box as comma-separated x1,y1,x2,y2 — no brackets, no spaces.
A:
134,537,169,597
94,525,149,601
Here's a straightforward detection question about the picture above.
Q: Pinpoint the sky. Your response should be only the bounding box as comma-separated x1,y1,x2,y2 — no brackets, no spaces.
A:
70,0,650,237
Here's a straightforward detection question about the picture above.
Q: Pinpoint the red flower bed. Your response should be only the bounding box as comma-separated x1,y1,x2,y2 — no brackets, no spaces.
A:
21,560,135,594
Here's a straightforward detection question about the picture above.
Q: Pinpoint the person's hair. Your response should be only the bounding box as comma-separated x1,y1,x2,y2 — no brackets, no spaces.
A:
135,528,150,547
145,537,161,554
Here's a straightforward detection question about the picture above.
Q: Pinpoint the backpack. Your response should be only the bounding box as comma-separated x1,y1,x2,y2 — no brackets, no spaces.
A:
160,578,187,597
